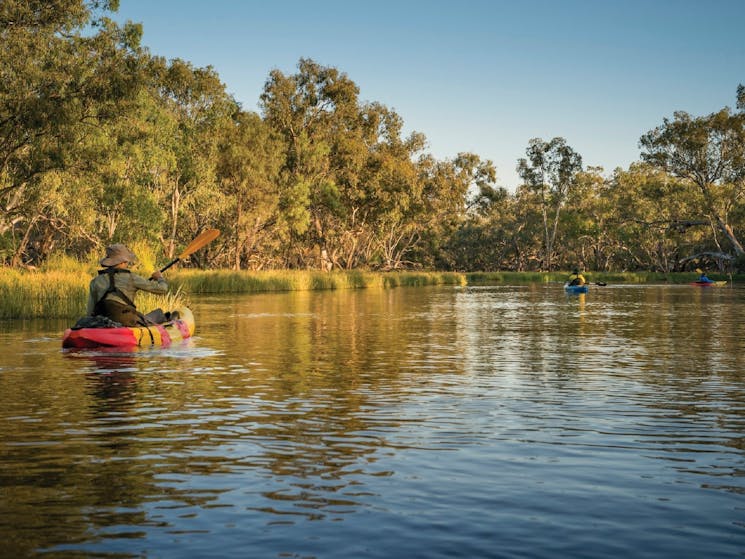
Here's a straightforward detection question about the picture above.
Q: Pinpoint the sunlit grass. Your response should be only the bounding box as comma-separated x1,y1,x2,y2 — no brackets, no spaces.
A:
0,266,740,319
0,267,466,318
379,271,466,288
137,286,190,317
466,271,552,284
168,269,466,293
0,268,187,319
0,269,88,319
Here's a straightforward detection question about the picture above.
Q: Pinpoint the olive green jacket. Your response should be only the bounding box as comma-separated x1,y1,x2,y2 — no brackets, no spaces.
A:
87,269,168,316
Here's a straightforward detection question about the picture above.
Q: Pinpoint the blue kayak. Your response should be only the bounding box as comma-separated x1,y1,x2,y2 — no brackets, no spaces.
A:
564,283,588,294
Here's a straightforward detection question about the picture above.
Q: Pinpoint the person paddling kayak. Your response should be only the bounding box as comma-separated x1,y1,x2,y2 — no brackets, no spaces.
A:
567,268,586,286
87,244,168,326
695,268,713,283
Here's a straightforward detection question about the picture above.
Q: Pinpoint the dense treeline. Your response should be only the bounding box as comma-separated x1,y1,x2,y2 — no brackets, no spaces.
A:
2,1,745,273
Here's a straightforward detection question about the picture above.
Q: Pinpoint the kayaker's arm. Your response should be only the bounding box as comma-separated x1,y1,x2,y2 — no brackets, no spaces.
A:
132,273,168,295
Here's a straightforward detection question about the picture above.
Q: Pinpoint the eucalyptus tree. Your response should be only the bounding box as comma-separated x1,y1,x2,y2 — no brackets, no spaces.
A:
516,137,582,271
311,100,392,269
436,153,505,271
605,164,700,272
215,110,283,269
260,58,496,270
510,184,551,271
464,156,504,216
303,100,395,269
412,153,497,269
364,137,425,270
440,185,514,271
151,58,237,259
260,58,364,268
640,100,745,267
556,167,615,271
0,0,146,264
347,103,440,269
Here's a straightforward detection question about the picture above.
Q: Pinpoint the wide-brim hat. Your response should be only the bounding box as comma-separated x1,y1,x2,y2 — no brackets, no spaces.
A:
100,243,137,267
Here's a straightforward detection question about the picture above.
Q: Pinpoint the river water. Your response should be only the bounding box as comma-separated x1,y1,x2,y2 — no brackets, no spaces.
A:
1,284,744,558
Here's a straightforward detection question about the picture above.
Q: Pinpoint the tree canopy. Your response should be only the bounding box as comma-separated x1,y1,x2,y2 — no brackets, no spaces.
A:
2,1,744,273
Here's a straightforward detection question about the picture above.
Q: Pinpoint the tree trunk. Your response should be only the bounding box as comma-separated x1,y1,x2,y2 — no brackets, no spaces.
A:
699,182,744,256
234,200,243,270
11,216,38,267
718,219,744,256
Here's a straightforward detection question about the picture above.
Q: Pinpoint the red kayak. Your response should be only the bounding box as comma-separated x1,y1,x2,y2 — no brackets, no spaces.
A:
62,307,195,349
690,280,727,287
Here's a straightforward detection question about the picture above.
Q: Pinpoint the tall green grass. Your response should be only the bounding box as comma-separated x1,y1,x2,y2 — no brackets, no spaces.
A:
0,268,466,318
0,266,739,319
168,269,466,294
0,269,88,319
0,268,185,320
137,286,190,317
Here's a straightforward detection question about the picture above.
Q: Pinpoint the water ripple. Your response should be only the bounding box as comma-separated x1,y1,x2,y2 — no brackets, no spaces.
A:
2,286,745,558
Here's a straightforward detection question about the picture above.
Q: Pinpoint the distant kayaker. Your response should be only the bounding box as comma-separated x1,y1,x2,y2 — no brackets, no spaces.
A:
567,268,586,286
696,268,713,283
87,244,168,326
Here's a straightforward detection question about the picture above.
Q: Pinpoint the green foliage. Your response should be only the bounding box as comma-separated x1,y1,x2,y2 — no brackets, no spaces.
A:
39,252,94,274
516,137,583,271
1,0,744,275
640,107,745,258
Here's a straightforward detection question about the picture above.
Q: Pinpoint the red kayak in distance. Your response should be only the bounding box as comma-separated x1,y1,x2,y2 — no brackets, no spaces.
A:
690,280,727,287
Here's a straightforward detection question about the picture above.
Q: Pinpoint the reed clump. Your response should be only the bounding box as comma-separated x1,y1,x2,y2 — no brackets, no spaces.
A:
0,269,88,319
0,267,186,319
137,286,190,317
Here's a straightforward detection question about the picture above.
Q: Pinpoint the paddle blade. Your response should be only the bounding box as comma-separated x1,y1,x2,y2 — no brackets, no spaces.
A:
178,228,220,260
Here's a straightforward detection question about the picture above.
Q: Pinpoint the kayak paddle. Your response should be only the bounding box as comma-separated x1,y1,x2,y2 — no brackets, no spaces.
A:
160,228,221,273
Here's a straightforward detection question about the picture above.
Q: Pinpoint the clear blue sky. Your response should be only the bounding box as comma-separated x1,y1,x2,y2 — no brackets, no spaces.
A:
113,0,745,190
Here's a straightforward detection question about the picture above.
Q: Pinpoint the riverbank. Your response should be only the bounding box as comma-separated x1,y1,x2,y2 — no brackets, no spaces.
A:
0,268,466,319
465,270,741,284
0,267,739,319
